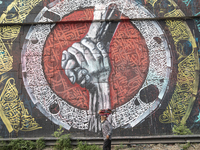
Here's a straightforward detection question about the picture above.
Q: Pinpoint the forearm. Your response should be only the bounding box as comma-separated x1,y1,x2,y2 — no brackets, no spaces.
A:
98,82,111,109
88,82,110,113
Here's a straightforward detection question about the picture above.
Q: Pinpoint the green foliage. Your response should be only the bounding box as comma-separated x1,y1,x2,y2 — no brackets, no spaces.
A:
0,139,47,150
36,138,46,150
182,142,191,150
52,126,64,137
7,139,36,150
54,134,72,150
52,126,72,150
172,123,192,135
0,141,7,150
76,141,101,150
115,143,126,150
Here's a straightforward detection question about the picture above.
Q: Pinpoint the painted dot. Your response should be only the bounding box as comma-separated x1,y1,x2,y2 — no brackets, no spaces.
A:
140,84,159,103
49,103,60,114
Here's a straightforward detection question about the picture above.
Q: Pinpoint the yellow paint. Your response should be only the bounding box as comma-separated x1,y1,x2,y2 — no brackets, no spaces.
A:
0,78,42,133
0,0,43,132
0,38,13,75
0,0,198,129
0,25,21,40
0,105,13,133
0,0,43,23
146,0,177,9
0,0,43,75
159,51,198,124
146,0,158,6
164,9,185,17
159,7,199,124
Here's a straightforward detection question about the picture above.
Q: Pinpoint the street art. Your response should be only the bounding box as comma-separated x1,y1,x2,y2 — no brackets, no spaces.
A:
0,0,200,137
21,0,171,132
0,0,44,135
0,77,41,133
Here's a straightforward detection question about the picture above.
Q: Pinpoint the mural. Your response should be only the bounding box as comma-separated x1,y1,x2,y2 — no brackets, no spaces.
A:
0,0,200,137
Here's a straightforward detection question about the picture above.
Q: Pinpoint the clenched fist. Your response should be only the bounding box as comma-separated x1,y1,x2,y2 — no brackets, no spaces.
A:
61,38,110,90
60,3,119,132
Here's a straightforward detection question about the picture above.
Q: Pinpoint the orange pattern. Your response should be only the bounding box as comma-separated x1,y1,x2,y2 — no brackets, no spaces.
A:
43,8,149,109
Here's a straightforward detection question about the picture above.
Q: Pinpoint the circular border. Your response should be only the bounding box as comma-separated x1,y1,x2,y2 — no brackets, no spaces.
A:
21,0,172,130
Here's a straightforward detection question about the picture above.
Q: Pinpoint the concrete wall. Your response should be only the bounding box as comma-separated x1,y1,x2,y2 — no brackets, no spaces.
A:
0,0,200,138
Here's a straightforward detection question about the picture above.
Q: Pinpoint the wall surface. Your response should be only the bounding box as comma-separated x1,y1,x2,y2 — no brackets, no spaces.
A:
0,0,200,138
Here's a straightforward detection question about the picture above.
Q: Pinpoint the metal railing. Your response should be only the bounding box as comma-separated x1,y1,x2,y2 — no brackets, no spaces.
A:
1,135,200,146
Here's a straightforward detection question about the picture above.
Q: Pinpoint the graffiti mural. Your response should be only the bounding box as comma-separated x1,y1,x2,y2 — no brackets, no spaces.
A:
0,0,200,137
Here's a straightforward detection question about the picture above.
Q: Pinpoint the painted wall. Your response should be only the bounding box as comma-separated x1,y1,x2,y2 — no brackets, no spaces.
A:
0,0,200,138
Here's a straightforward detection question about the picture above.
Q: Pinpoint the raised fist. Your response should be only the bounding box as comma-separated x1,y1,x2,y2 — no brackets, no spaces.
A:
61,3,120,132
61,38,110,90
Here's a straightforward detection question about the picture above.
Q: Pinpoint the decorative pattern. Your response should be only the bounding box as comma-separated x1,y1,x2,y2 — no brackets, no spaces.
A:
0,0,43,133
0,0,198,135
22,0,171,130
0,78,41,133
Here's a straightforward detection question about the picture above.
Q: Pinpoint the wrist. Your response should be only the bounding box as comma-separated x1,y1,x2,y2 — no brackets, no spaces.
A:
88,70,110,83
96,82,111,109
98,71,110,82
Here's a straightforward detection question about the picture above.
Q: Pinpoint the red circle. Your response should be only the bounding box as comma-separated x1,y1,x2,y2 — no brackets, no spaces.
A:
43,8,149,110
